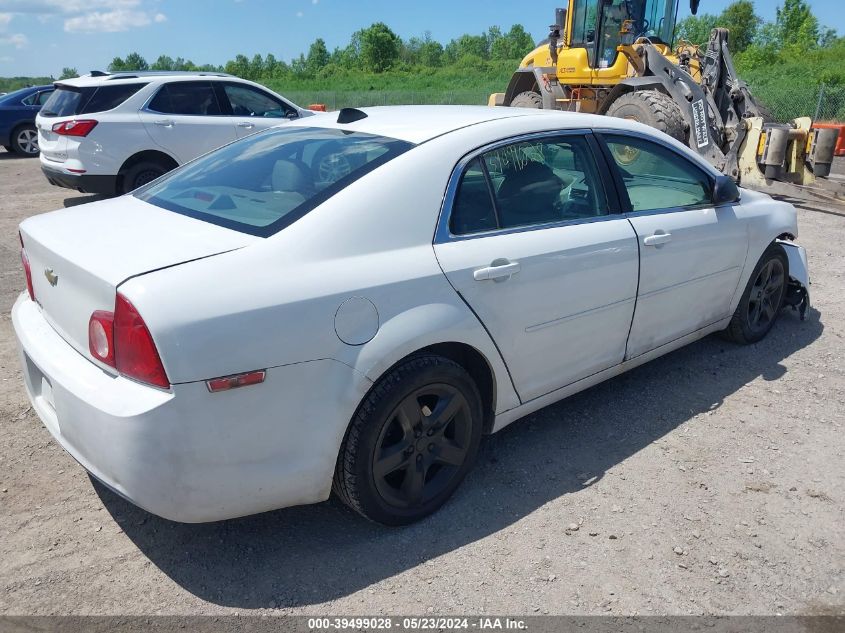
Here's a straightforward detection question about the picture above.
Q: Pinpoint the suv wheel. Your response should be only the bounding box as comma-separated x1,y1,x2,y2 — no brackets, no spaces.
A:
122,161,168,193
11,124,39,156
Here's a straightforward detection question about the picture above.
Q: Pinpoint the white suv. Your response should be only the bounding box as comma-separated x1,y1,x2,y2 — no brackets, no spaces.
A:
36,71,314,195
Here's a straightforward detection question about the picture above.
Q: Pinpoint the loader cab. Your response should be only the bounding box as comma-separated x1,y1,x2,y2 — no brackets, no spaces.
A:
567,0,680,69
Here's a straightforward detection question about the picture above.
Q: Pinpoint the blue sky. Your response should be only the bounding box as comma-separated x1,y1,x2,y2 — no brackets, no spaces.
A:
0,0,842,77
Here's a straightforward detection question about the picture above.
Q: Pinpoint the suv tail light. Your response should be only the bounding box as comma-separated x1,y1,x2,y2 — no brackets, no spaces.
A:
19,232,34,301
52,119,98,137
87,293,170,389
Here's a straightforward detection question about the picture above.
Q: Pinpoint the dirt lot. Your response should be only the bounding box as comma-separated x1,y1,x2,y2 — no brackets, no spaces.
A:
0,149,843,617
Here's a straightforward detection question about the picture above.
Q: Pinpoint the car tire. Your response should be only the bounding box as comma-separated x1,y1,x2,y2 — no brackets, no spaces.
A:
722,243,789,344
10,124,39,156
121,161,169,193
333,354,483,525
511,90,543,109
3,145,14,153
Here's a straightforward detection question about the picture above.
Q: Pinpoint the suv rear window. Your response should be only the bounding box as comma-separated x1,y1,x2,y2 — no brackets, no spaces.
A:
40,83,147,117
136,126,413,237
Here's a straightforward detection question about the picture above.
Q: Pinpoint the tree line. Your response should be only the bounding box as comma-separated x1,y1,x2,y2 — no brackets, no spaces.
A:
101,22,535,81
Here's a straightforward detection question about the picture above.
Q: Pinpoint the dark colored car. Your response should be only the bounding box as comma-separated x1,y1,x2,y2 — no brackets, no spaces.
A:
0,85,54,156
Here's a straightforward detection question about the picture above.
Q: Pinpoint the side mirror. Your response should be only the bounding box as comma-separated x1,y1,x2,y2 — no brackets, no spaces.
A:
713,174,740,206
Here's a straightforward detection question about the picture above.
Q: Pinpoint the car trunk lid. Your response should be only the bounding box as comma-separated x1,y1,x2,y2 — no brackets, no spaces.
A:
20,195,256,369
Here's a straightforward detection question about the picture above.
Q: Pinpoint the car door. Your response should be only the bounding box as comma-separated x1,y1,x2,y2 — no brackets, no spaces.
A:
433,133,640,403
598,133,749,359
139,81,237,163
216,82,297,139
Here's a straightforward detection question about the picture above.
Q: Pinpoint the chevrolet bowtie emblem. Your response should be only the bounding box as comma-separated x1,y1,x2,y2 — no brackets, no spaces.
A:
44,268,58,287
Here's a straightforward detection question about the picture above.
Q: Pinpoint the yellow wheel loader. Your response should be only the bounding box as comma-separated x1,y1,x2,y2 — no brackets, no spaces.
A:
490,0,841,199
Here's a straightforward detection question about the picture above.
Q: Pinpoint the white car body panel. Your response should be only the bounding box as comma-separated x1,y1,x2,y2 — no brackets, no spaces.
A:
138,109,237,164
435,220,639,401
12,106,807,522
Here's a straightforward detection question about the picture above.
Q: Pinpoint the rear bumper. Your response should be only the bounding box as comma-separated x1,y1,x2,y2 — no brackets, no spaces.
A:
12,293,370,522
40,164,118,196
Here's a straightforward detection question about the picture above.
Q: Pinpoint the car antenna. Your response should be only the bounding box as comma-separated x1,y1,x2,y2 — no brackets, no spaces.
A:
337,108,367,124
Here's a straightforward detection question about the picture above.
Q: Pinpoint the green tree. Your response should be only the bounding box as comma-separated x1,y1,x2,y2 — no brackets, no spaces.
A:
675,12,719,46
775,0,819,47
59,67,78,80
306,38,330,74
108,56,127,71
151,55,175,71
491,24,535,59
123,52,149,71
359,22,400,72
719,0,761,52
224,54,251,78
249,54,265,79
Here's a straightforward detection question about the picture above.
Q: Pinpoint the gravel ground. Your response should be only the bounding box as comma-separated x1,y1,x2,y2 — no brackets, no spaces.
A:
0,149,843,617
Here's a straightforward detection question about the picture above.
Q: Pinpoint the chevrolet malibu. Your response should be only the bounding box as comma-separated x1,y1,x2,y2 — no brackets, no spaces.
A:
13,106,810,525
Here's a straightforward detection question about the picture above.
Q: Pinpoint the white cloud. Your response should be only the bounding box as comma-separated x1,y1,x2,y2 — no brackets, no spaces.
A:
0,55,12,62
0,0,140,14
64,9,153,33
154,12,166,23
0,31,26,47
0,12,11,27
312,0,319,4
296,10,303,17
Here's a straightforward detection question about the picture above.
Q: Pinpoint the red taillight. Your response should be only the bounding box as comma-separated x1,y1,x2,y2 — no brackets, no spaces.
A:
114,293,169,389
19,233,34,301
88,311,115,367
52,119,98,137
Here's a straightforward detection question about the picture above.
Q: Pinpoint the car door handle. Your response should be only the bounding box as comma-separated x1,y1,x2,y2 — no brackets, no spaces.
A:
237,122,255,129
473,261,521,281
643,232,672,246
154,119,174,127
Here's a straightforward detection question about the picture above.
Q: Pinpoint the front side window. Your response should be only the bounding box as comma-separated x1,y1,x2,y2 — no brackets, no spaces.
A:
136,127,413,237
450,135,608,235
603,134,713,212
148,82,222,116
223,84,291,118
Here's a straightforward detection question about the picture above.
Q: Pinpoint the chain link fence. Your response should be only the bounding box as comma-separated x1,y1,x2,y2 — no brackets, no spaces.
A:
286,84,845,124
750,82,845,123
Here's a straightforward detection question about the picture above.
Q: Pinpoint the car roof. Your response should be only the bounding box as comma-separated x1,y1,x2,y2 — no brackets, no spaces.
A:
285,105,639,145
56,71,233,88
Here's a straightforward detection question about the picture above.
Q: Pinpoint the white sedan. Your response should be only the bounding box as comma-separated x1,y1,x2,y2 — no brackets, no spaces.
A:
13,106,809,525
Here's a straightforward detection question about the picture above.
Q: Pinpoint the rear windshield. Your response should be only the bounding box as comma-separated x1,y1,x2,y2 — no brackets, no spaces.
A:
40,83,147,117
135,126,413,237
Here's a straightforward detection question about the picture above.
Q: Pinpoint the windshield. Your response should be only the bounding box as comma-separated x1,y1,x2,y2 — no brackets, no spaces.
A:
136,126,413,237
589,0,679,66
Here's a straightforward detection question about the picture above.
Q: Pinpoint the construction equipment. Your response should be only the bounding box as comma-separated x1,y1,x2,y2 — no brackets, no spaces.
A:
490,0,841,199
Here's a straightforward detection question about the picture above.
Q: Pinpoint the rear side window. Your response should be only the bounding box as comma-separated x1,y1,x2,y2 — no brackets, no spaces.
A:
450,135,608,235
40,84,145,117
79,84,145,114
148,82,222,116
135,126,413,237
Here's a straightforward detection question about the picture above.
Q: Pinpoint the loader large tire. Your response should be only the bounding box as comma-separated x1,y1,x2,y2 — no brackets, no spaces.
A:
606,90,687,143
511,91,543,109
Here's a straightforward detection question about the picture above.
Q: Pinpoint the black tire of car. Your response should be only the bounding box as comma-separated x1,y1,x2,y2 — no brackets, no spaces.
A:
3,145,14,153
722,243,790,344
10,123,39,156
511,90,543,109
122,161,168,193
605,90,687,143
333,354,483,525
